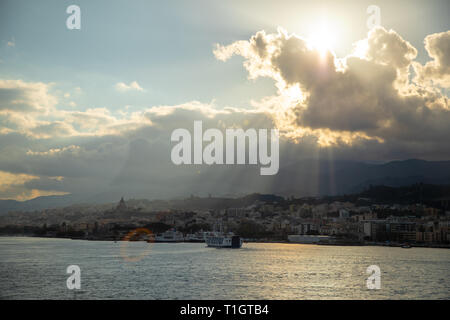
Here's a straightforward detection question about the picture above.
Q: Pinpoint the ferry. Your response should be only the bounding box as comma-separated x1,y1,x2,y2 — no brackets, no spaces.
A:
185,231,206,242
155,228,184,242
204,231,243,248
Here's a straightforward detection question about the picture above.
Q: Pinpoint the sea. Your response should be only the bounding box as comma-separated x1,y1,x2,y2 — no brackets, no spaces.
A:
0,237,448,299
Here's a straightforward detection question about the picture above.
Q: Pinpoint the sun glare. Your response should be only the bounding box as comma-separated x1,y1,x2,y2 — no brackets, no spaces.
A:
308,22,338,56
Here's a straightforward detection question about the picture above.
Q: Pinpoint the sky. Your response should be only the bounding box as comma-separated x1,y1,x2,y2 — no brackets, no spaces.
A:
0,0,449,201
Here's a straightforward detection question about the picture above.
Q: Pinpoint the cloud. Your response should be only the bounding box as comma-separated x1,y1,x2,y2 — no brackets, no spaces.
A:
0,80,152,138
0,79,57,113
413,31,450,88
0,99,279,200
7,38,15,47
29,121,77,139
0,93,447,201
0,171,39,189
0,170,68,201
0,79,61,136
214,27,450,150
26,145,81,157
115,81,145,92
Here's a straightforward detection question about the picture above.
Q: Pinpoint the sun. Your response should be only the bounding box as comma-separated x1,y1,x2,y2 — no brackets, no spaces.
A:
307,22,338,56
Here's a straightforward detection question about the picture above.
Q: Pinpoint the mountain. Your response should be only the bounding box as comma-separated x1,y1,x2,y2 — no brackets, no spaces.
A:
359,184,450,204
270,158,450,196
0,194,81,214
1,159,450,214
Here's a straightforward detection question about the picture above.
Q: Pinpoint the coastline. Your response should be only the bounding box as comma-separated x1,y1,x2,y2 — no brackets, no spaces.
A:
1,234,449,249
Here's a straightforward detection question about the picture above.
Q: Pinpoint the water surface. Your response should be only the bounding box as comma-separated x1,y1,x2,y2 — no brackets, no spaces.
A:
0,237,448,299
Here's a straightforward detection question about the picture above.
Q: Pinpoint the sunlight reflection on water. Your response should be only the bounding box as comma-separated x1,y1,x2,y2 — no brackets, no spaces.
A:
0,237,449,299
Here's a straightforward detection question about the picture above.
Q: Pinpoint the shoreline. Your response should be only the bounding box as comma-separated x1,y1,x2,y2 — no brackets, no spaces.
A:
1,234,449,249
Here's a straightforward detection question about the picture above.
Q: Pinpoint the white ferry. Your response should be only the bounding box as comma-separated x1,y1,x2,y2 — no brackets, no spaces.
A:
185,231,206,242
155,229,184,242
204,231,243,248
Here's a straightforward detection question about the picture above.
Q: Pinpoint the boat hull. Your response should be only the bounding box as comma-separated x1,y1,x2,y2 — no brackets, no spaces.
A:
155,229,184,242
205,235,243,248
